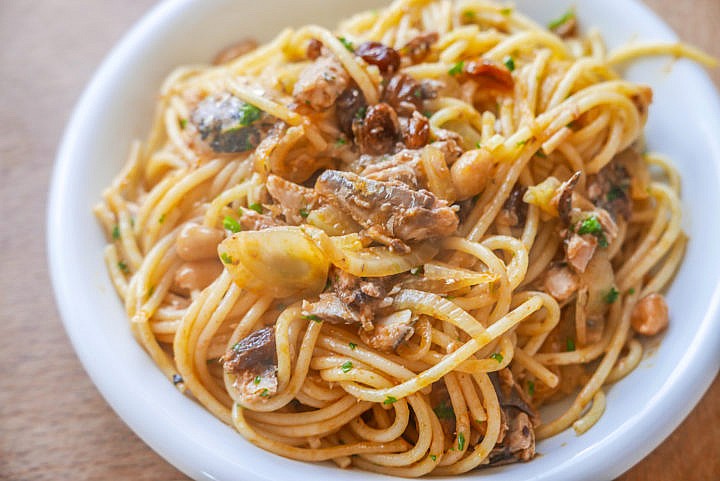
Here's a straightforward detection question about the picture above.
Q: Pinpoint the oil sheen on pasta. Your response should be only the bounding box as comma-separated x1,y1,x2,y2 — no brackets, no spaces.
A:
95,0,715,475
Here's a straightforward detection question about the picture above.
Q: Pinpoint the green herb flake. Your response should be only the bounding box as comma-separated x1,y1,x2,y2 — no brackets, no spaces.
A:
112,225,120,240
448,60,465,76
410,266,422,276
606,185,624,201
433,400,455,420
220,252,234,264
355,106,367,120
430,454,437,461
335,137,347,146
179,118,188,129
503,55,516,72
383,396,398,405
349,342,357,350
577,215,603,236
117,261,129,273
462,10,475,20
254,376,261,385
302,314,322,322
299,208,310,218
458,432,466,451
248,202,263,214
627,287,636,295
548,9,575,30
528,380,536,396
500,7,513,16
604,287,620,304
338,36,355,52
260,388,270,397
535,149,547,158
341,361,353,373
490,352,504,363
597,232,609,248
423,110,433,118
223,216,242,233
237,102,262,126
566,337,576,352
516,139,528,147
158,214,166,224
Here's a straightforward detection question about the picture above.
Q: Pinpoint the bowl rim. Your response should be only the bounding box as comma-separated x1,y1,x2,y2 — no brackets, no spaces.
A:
47,0,720,479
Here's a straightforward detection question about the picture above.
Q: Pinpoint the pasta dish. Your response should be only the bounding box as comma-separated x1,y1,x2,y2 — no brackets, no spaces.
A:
94,0,715,475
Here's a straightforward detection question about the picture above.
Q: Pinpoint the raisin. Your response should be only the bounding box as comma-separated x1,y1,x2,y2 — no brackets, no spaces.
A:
355,41,401,74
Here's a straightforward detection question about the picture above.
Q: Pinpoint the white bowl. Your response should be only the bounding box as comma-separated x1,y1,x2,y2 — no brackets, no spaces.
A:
48,0,720,479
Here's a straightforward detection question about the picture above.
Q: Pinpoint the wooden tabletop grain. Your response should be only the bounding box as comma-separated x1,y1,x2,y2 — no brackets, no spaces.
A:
1,1,718,480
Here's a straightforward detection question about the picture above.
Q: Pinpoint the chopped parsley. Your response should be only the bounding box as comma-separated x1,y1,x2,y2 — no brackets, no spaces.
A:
179,118,188,129
566,337,576,352
220,252,234,264
548,9,575,30
383,396,398,405
112,225,120,240
299,208,310,218
254,376,261,385
237,102,262,126
247,202,263,214
516,139,528,147
158,214,166,224
448,60,465,76
527,380,536,396
260,388,270,397
462,10,475,20
335,137,347,146
355,106,367,120
433,400,455,420
341,361,353,373
604,287,620,304
302,314,322,322
338,36,355,52
577,215,609,247
500,7,513,16
535,149,547,158
597,234,609,248
117,261,129,273
430,454,437,461
223,216,242,233
577,215,602,236
458,432,466,451
503,55,516,72
627,287,636,295
490,352,504,363
606,185,625,201
349,342,357,350
423,110,433,118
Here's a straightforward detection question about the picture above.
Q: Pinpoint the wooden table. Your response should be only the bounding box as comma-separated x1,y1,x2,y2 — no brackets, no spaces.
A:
1,1,717,479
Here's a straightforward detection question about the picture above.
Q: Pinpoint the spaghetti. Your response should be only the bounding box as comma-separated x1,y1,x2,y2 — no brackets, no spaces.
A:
95,0,715,475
